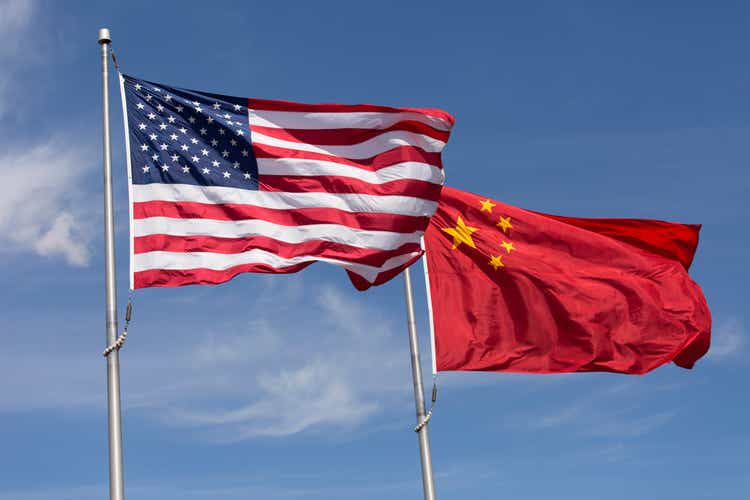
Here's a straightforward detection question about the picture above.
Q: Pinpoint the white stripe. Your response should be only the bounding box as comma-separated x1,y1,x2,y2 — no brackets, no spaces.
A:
119,74,136,290
134,217,421,250
133,248,420,283
249,109,452,132
250,130,446,158
132,183,438,217
257,158,444,185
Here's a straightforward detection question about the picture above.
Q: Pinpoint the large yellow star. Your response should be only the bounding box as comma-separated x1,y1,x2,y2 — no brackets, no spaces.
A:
500,241,515,253
479,199,496,213
442,216,479,250
489,254,504,270
497,216,513,233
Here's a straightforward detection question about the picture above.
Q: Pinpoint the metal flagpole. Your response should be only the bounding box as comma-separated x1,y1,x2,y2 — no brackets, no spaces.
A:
403,267,436,500
98,27,126,500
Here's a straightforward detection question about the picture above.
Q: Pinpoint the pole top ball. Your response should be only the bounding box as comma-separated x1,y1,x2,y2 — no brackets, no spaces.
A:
98,28,111,44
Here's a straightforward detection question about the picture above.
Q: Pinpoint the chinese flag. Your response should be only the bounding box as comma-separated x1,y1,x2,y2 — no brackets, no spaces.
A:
424,186,711,374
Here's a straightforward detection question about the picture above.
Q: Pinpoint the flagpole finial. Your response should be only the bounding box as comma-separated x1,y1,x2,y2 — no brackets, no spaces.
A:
98,28,111,44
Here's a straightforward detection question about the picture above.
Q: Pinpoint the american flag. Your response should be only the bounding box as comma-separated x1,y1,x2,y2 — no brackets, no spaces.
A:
119,74,454,289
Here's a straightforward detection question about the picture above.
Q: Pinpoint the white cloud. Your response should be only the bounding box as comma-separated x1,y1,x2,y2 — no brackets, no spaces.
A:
0,0,95,266
0,280,415,440
708,317,745,360
0,138,93,266
153,284,411,440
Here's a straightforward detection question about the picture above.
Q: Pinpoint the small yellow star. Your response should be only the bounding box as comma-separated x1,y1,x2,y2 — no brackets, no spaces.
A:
489,254,504,270
500,241,515,253
442,216,479,250
497,216,513,233
479,199,496,213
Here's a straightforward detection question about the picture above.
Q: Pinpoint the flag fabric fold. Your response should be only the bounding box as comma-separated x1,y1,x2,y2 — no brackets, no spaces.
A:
119,74,453,289
424,186,711,375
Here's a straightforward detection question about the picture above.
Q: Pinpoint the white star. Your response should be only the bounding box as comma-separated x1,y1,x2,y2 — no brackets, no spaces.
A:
179,127,187,134
233,104,242,111
140,144,149,151
159,123,167,130
195,105,203,113
243,172,252,179
212,160,220,167
192,101,200,106
191,155,200,162
211,139,218,147
212,102,221,110
145,94,152,102
161,164,169,172
165,95,172,102
222,150,229,158
147,112,156,120
199,128,207,135
160,143,168,150
202,168,210,174
223,113,231,119
207,116,214,124
176,105,184,112
134,84,142,91
232,161,240,168
141,165,149,172
223,171,231,178
170,154,179,161
156,104,164,112
236,130,245,136
167,115,176,123
241,150,249,157
218,129,226,135
182,166,190,173
230,139,237,146
136,103,144,110
170,133,178,141
151,153,159,161
180,144,189,151
149,133,157,140
138,123,147,130
153,87,162,93
188,116,196,124
201,149,209,156
190,138,199,144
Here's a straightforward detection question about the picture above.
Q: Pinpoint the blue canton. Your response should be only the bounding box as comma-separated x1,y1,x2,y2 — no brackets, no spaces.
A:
122,74,259,190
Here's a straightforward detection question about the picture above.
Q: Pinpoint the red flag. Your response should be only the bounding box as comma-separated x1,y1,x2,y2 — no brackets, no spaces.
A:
424,186,711,374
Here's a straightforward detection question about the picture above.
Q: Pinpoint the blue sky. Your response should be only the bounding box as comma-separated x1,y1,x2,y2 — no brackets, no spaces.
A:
0,0,748,498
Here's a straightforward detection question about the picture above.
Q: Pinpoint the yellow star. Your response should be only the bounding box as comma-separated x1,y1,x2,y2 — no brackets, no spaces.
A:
442,216,479,250
500,241,515,253
497,216,513,233
479,199,496,213
489,254,504,270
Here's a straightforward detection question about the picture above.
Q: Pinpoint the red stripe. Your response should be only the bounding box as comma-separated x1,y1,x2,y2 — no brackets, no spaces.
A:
134,234,421,267
250,121,449,145
246,98,455,126
346,252,423,291
135,262,312,288
252,143,443,171
257,175,441,199
133,201,430,233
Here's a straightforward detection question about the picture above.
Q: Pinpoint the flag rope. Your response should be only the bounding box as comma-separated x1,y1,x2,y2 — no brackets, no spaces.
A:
103,291,134,357
414,376,438,433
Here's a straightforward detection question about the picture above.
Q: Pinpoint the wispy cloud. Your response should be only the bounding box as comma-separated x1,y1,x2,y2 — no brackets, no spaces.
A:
0,280,415,440
708,317,745,360
0,139,94,265
0,0,95,265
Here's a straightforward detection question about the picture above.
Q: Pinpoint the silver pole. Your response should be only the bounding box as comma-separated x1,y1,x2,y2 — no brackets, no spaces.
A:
403,267,436,500
98,27,126,500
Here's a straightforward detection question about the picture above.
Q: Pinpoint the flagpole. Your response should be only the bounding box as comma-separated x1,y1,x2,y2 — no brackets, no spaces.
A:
99,27,126,500
403,267,436,500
